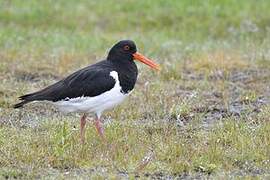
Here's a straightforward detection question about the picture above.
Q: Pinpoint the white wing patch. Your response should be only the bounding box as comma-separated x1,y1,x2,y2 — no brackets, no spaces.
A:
110,71,119,81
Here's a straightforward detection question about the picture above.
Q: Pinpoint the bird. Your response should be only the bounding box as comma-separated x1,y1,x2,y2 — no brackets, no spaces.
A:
13,40,160,143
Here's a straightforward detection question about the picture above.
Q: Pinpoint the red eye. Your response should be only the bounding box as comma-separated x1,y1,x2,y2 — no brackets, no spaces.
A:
124,45,130,51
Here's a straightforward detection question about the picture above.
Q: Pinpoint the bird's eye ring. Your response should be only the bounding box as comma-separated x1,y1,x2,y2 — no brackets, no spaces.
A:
124,45,130,51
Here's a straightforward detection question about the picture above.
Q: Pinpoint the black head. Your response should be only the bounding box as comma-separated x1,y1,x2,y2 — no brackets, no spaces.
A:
107,40,160,70
107,40,137,61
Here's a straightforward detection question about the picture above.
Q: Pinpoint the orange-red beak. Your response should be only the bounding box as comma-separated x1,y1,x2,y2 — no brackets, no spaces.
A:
133,52,161,71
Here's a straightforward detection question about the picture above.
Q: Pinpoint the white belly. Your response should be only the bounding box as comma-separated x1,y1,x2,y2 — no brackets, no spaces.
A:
53,71,129,117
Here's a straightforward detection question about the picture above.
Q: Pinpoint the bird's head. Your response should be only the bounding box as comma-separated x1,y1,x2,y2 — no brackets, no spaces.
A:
108,40,160,70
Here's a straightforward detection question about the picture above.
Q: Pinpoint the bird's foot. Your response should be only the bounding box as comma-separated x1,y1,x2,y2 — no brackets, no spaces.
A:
80,114,87,144
94,119,106,141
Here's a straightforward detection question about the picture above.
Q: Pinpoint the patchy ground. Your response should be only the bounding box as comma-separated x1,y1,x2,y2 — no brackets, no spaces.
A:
0,0,270,179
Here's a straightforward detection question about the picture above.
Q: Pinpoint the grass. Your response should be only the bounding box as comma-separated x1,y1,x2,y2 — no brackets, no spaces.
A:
0,0,270,178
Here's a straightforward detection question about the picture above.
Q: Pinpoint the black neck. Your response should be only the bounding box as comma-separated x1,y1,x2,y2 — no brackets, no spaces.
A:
107,55,138,94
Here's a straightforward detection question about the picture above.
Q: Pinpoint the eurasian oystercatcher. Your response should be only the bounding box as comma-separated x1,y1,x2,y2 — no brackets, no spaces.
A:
14,40,160,143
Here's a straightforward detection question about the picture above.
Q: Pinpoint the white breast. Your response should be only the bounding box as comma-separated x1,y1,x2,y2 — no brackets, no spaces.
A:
53,71,129,118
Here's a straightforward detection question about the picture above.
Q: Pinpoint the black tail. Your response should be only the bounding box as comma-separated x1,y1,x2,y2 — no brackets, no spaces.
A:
13,101,30,108
13,80,63,108
13,93,38,108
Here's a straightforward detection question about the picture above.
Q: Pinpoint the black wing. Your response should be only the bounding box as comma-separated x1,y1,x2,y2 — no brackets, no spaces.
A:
14,61,116,108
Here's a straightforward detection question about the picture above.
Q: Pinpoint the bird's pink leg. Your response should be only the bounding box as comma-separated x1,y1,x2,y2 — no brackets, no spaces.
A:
94,117,105,139
80,113,87,144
